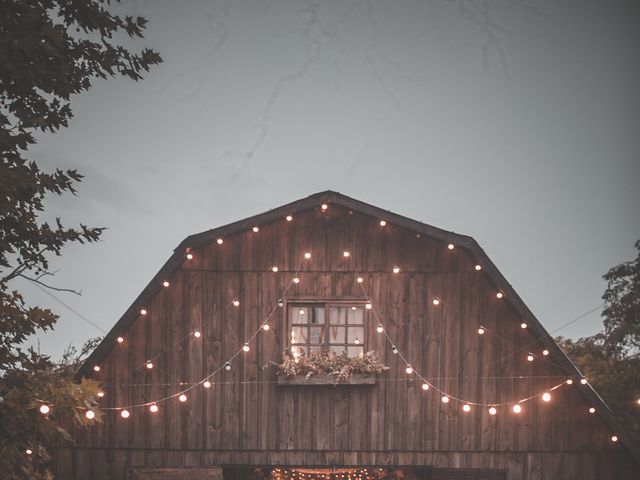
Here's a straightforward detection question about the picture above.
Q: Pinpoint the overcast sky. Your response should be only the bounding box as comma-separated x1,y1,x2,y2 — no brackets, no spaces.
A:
21,0,640,359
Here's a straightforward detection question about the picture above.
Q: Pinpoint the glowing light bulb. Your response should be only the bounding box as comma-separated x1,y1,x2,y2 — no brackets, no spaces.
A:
405,365,413,374
39,405,50,415
392,266,400,274
271,266,278,273
496,292,503,299
421,383,429,391
475,265,482,271
432,299,440,306
262,324,270,331
97,391,105,398
447,244,454,250
589,407,596,414
343,251,350,258
366,303,372,310
286,215,293,222
462,404,471,413
304,252,311,259
489,407,497,415
637,398,640,405
520,323,527,329
85,410,95,420
356,276,364,283
441,396,450,403
120,409,130,418
26,449,32,455
277,300,284,308
233,299,240,307
224,362,231,371
243,343,250,352
354,338,360,344
527,354,534,362
93,365,101,372
186,252,194,260
377,325,384,333
392,346,398,354
293,277,300,284
203,380,212,388
117,336,124,343
478,328,485,335
512,404,522,414
163,281,170,287
252,226,259,232
140,309,147,315
321,204,328,210
379,220,386,226
566,379,573,385
179,394,187,402
542,392,551,402
298,309,305,315
542,349,549,356
217,238,223,245
146,362,153,369
580,378,588,385
149,404,159,413
194,331,201,338
611,435,618,442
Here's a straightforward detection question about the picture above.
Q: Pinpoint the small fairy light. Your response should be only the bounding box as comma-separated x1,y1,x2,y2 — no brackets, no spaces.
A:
351,306,357,310
421,383,429,391
93,365,101,372
304,252,311,259
252,226,259,232
146,362,153,369
441,395,450,404
392,266,400,274
224,362,231,371
163,281,170,288
392,346,399,354
120,409,130,419
277,300,284,308
286,215,293,222
262,323,270,331
542,349,549,356
117,336,124,343
405,365,413,374
194,331,201,338
97,391,105,398
527,354,534,362
149,404,159,413
512,404,522,414
186,252,194,260
179,394,187,402
432,299,440,306
379,220,386,226
542,392,551,402
366,303,372,310
566,379,573,385
233,299,240,307
356,276,364,283
321,204,328,211
496,292,504,299
580,378,588,385
520,323,527,329
242,343,250,352
39,404,50,415
477,328,485,335
26,449,33,455
343,251,350,258
589,407,596,414
447,244,454,250
354,339,360,344
474,264,482,271
293,277,300,284
376,324,384,333
462,404,471,413
217,238,223,245
140,309,147,316
85,410,95,420
203,380,212,389
611,435,618,442
637,398,640,405
489,407,497,416
299,309,305,315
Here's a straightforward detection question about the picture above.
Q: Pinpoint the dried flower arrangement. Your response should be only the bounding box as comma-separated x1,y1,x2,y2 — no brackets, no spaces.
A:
267,350,389,382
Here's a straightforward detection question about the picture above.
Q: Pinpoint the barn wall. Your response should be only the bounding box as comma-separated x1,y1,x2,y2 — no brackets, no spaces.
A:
60,204,637,479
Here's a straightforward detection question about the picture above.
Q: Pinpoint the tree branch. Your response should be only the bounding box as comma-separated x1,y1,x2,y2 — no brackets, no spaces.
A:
17,273,82,295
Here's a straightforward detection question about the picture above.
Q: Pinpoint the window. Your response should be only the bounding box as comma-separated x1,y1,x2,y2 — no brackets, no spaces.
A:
288,302,366,358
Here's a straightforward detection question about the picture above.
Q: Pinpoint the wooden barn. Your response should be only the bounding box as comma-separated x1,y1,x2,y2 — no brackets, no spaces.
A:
59,191,639,479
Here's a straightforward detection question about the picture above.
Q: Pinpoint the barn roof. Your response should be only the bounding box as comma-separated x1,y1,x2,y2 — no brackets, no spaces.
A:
78,190,639,457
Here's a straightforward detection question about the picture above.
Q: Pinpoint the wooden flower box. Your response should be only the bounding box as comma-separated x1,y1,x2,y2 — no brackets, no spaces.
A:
276,374,377,386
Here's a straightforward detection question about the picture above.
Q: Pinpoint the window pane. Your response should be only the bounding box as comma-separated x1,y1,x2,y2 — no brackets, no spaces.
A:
347,346,364,358
347,326,364,344
309,346,322,354
309,326,324,344
291,326,307,344
328,326,346,344
311,307,325,325
291,307,309,324
347,307,364,324
330,345,347,354
329,307,344,324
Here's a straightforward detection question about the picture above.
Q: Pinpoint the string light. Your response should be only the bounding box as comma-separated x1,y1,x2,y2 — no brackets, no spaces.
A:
377,324,384,333
163,281,170,287
262,324,270,331
146,362,153,369
97,392,105,398
343,251,350,258
392,266,400,273
379,220,386,226
271,266,278,272
611,435,618,442
542,392,551,402
637,399,640,405
432,299,440,306
194,331,201,338
217,238,223,244
462,404,471,412
39,405,50,415
366,303,372,310
304,252,311,259
566,379,573,385
512,404,522,414
520,323,527,329
477,328,485,335
421,383,429,391
392,346,398,354
26,449,32,455
527,354,534,362
293,277,300,284
85,410,95,420
496,292,504,299
242,343,250,352
405,365,413,374
224,362,231,371
140,309,147,315
277,300,284,308
93,365,101,372
117,336,124,343
321,204,328,210
121,409,130,418
186,252,194,260
475,265,482,271
589,407,596,414
580,378,588,385
179,394,187,402
441,395,450,403
203,381,212,388
252,226,259,232
356,276,364,283
489,407,497,415
447,244,454,250
542,349,549,356
233,299,240,307
149,404,159,413
286,215,293,222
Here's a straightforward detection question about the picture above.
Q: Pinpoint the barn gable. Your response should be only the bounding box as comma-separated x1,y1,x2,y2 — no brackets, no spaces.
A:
70,190,639,479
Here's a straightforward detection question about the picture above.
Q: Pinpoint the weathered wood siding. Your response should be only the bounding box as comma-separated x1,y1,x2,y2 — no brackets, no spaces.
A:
57,204,637,479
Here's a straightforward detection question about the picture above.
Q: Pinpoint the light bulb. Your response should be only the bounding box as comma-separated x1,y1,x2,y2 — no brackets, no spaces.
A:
542,349,549,356
496,292,504,299
478,328,485,335
146,362,153,369
85,410,95,420
233,299,240,307
405,365,413,374
277,300,284,308
354,339,360,344
475,265,482,271
293,277,300,284
186,253,193,260
377,325,384,333
120,409,130,418
97,392,105,398
149,404,159,413
447,244,454,250
304,252,311,259
379,220,386,226
217,238,223,244
39,404,50,415
203,381,212,388
512,404,522,414
527,354,534,362
462,404,471,413
520,323,527,329
163,281,170,287
194,331,201,338
117,336,124,343
589,407,596,414
224,362,231,371
243,343,250,352
179,394,187,402
271,266,278,272
392,346,398,354
611,435,618,442
580,378,588,385
393,266,400,273
542,392,551,402
262,324,270,331
93,365,100,372
343,251,350,258
441,396,449,403
366,303,372,310
140,309,147,315
421,383,429,391
356,277,364,283
432,299,440,306
286,215,293,222
26,449,32,455
321,204,328,210
489,407,497,415
637,398,640,405
252,226,259,232
566,379,573,385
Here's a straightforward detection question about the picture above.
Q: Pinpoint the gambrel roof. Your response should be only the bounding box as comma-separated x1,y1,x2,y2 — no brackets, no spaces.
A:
78,190,639,458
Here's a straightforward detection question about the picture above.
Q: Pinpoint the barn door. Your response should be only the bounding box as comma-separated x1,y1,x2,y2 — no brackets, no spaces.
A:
128,467,223,479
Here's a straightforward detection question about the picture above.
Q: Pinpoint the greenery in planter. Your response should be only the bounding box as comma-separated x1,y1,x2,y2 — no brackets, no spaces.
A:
268,350,389,382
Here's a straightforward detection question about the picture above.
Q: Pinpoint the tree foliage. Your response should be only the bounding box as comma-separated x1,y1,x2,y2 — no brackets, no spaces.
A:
0,1,161,478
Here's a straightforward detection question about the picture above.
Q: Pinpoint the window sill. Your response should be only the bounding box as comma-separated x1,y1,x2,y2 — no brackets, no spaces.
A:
276,374,377,386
